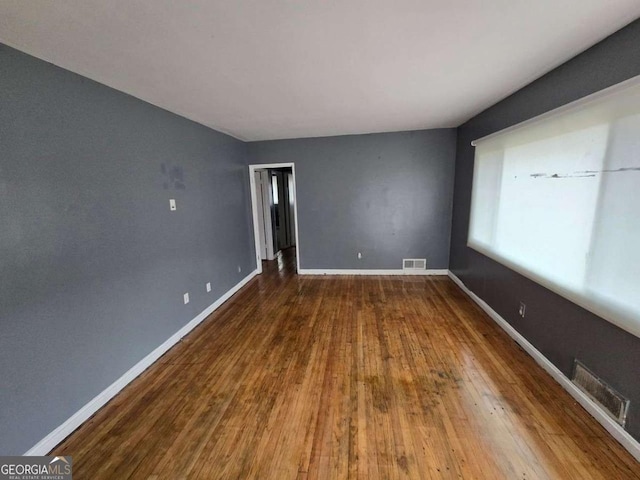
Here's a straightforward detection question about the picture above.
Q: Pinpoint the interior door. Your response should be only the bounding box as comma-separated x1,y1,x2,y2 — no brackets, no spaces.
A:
287,171,296,246
259,170,275,260
254,171,267,260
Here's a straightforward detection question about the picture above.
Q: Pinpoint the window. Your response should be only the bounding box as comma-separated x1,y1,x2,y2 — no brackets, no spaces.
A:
469,76,640,338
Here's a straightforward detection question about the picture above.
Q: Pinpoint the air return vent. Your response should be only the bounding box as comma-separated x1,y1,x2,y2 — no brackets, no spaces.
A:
572,360,629,427
403,258,426,270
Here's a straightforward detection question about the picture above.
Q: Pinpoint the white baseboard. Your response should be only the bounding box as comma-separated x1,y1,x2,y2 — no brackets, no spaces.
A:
447,271,640,463
298,268,449,276
24,269,259,456
27,267,638,462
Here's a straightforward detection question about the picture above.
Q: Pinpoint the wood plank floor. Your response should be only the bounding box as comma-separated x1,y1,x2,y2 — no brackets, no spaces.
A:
53,249,640,479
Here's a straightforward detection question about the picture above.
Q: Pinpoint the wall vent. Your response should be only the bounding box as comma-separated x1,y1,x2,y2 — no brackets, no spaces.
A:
572,360,629,427
403,258,427,270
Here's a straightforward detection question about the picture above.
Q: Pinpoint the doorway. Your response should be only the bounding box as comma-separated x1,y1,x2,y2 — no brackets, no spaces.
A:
249,163,300,274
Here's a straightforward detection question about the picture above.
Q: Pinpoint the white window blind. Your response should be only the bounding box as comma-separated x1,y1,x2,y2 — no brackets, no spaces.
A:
469,76,640,339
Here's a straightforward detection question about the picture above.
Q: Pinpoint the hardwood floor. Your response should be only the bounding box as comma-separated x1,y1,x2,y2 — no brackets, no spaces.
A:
53,249,640,479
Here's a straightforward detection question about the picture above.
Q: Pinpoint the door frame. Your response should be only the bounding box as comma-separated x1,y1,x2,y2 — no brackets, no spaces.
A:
249,162,301,274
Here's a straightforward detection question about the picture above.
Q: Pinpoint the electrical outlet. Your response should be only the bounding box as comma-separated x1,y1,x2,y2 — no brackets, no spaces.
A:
169,199,177,211
206,282,211,292
183,292,190,304
518,302,526,318
357,252,362,259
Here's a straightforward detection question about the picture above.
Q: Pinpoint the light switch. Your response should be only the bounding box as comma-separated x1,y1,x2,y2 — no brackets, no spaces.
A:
183,293,189,304
169,199,177,211
206,282,212,292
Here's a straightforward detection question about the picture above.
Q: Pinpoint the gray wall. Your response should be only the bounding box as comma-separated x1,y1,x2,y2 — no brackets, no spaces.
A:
450,19,640,442
248,130,457,270
0,44,255,455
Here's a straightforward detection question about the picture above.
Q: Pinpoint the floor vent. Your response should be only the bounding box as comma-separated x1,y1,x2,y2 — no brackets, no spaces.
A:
403,258,427,270
572,360,629,427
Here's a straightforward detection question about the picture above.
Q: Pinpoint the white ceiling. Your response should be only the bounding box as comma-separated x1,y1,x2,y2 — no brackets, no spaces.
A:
1,1,639,141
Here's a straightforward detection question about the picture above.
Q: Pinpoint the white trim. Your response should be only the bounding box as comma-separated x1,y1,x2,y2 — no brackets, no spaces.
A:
447,270,640,463
24,269,259,456
298,269,449,276
249,163,301,274
290,163,301,274
248,169,263,274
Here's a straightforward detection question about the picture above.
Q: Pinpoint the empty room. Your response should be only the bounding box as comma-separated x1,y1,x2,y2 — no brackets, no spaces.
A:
2,1,640,479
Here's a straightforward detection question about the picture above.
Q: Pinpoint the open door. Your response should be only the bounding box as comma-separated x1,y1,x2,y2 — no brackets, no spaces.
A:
249,163,300,274
272,170,295,251
253,169,275,262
